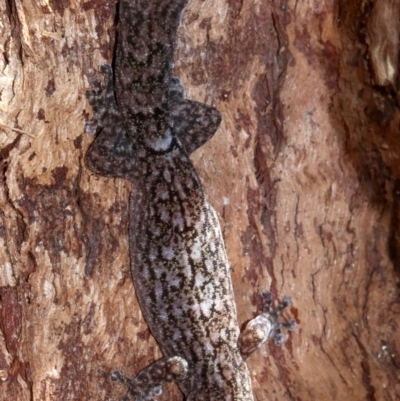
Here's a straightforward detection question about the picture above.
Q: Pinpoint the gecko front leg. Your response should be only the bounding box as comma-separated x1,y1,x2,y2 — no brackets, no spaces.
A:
239,292,296,359
85,65,136,179
168,77,221,154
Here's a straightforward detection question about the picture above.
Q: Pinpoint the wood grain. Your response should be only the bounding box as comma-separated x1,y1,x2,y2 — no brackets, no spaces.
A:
0,0,399,400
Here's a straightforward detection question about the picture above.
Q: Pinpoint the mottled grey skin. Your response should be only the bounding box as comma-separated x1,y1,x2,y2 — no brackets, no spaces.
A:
85,1,295,400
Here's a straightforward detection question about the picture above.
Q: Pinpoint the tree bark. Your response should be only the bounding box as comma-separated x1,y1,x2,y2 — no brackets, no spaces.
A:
0,0,399,400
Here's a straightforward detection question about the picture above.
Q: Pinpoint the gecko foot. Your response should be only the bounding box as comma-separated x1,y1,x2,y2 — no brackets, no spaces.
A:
262,291,296,345
239,291,296,359
111,356,189,401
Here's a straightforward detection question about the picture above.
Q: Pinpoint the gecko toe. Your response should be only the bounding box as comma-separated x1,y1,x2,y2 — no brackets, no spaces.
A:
273,333,284,346
111,370,122,382
99,64,113,75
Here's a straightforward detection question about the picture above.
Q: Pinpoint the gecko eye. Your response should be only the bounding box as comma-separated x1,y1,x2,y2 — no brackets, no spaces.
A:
110,371,122,382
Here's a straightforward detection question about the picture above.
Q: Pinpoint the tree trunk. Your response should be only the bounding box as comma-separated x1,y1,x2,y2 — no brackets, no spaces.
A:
0,0,399,400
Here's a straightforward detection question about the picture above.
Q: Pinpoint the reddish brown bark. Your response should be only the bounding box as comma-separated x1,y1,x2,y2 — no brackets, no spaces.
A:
0,0,399,400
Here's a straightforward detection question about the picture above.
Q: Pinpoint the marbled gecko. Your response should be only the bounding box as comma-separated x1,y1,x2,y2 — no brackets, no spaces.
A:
85,1,295,400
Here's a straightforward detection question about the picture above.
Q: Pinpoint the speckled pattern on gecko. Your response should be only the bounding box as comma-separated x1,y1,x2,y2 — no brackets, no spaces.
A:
85,1,296,400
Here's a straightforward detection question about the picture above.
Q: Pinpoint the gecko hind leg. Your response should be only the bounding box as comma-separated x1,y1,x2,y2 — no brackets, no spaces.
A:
111,356,189,401
239,291,296,359
168,77,221,155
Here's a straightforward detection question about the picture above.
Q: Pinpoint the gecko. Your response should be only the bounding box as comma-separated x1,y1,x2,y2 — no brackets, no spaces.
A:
85,1,296,400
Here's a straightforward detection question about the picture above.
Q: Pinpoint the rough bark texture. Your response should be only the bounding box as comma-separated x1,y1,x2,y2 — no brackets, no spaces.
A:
0,0,399,400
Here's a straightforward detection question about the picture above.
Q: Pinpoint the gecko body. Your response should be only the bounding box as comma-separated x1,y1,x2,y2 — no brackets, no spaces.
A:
86,1,295,400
